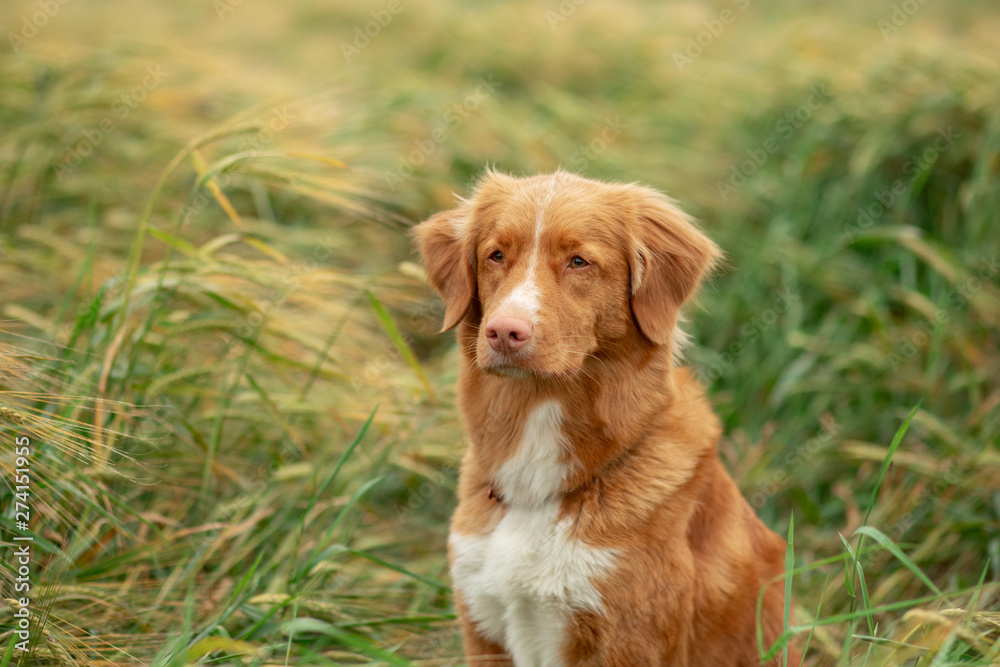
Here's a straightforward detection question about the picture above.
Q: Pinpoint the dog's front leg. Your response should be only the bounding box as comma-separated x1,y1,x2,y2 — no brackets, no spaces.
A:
460,631,511,666
454,593,513,666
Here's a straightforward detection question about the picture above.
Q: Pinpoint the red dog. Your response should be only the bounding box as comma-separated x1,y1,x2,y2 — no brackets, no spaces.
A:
415,170,797,666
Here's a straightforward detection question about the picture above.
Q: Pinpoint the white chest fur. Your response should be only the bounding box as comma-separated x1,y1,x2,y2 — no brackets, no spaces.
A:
450,401,617,667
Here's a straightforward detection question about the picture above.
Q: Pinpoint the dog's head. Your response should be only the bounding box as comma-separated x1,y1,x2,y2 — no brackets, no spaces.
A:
413,170,720,378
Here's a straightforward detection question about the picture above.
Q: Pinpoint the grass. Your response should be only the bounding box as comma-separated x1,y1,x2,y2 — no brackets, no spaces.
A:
1,0,999,664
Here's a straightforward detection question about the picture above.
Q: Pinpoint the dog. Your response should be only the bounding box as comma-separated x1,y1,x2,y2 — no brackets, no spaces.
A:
414,170,797,666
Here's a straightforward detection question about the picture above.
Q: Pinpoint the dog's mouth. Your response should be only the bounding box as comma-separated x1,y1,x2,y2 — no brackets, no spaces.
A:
477,350,534,377
484,363,536,380
477,349,580,381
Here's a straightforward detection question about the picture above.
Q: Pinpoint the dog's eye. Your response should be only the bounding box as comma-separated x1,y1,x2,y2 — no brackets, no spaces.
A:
569,256,589,268
489,250,504,263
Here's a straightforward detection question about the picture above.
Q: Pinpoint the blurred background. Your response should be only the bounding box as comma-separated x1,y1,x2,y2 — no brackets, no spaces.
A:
0,0,998,664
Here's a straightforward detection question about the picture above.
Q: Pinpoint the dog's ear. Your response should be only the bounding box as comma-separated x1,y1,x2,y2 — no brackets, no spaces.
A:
629,190,721,346
412,208,477,332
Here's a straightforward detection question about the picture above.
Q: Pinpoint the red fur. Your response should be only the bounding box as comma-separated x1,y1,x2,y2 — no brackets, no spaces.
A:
414,170,799,666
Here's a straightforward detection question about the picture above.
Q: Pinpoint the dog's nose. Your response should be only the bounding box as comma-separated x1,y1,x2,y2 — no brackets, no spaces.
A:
484,316,532,354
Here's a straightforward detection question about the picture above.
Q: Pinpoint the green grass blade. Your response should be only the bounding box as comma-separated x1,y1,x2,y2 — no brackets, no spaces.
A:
366,289,435,401
798,575,829,667
862,402,921,528
310,406,377,506
852,526,943,596
278,619,413,666
297,475,384,582
344,548,452,592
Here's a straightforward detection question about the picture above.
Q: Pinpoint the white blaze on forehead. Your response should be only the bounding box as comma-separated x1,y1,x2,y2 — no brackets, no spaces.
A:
492,175,559,322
